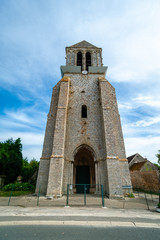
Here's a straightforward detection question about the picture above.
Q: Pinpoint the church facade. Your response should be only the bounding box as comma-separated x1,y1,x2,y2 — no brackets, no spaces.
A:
36,41,132,198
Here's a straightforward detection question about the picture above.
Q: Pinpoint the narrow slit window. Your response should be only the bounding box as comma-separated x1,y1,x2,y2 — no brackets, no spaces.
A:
82,105,87,118
77,52,82,70
86,52,91,71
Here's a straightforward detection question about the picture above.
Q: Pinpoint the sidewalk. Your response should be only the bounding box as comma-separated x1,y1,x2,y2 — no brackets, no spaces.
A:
0,206,160,228
0,193,159,209
0,194,160,227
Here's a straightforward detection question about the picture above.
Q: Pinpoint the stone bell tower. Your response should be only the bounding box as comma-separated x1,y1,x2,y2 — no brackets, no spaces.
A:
36,40,132,198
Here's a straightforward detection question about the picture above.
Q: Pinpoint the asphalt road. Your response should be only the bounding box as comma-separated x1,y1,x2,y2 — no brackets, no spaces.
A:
0,225,160,240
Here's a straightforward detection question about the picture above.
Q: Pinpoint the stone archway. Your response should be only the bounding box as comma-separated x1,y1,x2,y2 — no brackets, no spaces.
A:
73,145,96,193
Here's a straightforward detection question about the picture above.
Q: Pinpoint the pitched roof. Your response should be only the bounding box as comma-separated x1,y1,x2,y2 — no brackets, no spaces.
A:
69,40,98,49
127,154,137,163
130,162,146,171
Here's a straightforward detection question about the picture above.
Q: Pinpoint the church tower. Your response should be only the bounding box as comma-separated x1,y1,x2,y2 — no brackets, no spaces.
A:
36,40,132,198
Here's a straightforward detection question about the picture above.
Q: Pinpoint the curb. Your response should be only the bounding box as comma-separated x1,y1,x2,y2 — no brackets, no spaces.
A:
0,221,159,228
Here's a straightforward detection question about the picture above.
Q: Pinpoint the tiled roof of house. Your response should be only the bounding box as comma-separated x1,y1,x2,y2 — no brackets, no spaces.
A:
130,161,146,171
127,154,137,163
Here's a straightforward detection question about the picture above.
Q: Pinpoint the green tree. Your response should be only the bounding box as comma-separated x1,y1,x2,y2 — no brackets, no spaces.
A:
0,138,23,184
154,150,160,173
21,158,39,183
21,158,31,182
156,150,160,165
29,158,39,173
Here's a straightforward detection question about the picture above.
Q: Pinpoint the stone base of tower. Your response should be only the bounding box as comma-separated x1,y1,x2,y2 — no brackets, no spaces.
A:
36,157,132,198
35,158,50,195
105,157,132,198
105,157,123,197
46,156,64,198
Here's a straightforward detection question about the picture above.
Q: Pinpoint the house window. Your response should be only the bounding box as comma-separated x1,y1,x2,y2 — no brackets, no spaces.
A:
86,52,91,71
82,105,87,118
77,52,82,70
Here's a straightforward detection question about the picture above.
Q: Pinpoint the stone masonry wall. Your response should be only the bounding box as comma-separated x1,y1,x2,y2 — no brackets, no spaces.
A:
47,78,70,197
63,73,107,193
36,82,60,194
42,82,60,158
64,73,106,162
99,77,126,158
130,170,160,192
99,77,131,196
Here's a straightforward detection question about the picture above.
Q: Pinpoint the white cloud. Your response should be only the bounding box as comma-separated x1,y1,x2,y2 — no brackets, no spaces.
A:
3,106,47,126
118,92,160,121
122,119,160,137
118,103,134,111
133,95,160,108
0,0,160,163
130,116,160,128
1,0,160,89
5,111,34,124
125,136,160,163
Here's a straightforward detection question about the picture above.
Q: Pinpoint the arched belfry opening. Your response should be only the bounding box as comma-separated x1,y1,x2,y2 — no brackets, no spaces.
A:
73,145,95,193
77,51,82,70
86,52,91,71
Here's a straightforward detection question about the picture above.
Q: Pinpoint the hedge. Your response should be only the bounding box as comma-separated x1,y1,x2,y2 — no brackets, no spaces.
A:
3,182,34,191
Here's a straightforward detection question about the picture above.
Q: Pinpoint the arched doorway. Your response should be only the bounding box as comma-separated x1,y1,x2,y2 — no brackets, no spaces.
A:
73,145,95,193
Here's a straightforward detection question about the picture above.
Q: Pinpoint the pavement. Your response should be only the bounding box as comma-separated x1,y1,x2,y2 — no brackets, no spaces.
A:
0,194,160,228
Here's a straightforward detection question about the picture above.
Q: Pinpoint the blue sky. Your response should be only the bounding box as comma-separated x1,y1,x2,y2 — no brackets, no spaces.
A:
0,0,160,162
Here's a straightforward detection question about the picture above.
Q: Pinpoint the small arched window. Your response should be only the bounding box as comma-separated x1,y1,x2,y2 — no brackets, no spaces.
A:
77,52,82,70
81,105,87,118
86,52,91,71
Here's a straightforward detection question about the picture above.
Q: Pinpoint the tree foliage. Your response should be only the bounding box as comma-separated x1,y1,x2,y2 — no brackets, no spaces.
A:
21,158,39,183
154,150,160,173
154,163,160,173
0,138,23,184
156,150,160,165
0,138,39,185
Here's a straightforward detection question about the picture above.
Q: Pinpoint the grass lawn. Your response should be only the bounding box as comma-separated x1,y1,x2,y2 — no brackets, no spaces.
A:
0,190,34,197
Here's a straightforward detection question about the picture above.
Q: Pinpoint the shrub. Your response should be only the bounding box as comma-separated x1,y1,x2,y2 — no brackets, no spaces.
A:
3,182,34,191
127,192,135,198
157,203,160,208
3,183,13,191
